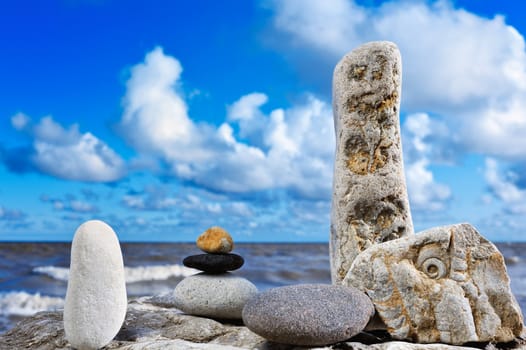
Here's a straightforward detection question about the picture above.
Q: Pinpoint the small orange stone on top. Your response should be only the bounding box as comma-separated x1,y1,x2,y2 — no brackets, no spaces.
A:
197,226,234,254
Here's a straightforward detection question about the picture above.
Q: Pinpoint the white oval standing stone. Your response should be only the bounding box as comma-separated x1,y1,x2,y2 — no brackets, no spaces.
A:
64,220,127,350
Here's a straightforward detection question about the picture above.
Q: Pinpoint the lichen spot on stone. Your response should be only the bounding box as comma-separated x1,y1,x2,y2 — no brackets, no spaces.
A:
349,65,367,81
372,69,383,80
378,92,399,112
347,151,370,175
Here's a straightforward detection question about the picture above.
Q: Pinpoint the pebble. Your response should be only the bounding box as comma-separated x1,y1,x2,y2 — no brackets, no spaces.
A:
197,226,234,254
183,253,244,273
242,284,374,346
64,220,127,350
174,272,257,319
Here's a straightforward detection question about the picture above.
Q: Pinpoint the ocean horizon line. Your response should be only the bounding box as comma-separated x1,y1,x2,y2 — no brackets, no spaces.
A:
2,239,526,244
0,240,332,244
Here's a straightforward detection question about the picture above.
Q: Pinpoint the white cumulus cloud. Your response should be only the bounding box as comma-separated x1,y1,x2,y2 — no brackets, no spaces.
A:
267,0,526,160
120,47,198,161
119,48,335,199
373,1,526,112
10,113,31,130
403,113,451,211
7,115,126,182
268,0,526,111
464,97,526,160
270,0,366,56
484,158,526,214
227,92,268,144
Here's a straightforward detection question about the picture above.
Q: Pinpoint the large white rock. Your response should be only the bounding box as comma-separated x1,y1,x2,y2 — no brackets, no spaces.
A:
330,41,414,284
64,220,127,350
345,223,524,344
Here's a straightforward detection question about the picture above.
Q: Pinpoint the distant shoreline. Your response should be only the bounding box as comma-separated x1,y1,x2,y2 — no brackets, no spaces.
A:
2,240,526,244
0,241,331,244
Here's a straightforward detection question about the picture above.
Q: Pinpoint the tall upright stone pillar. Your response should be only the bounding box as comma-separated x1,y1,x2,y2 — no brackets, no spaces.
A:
330,41,414,284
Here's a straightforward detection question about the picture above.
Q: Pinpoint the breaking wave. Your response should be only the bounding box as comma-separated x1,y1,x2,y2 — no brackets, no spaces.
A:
0,291,64,316
124,264,198,283
34,264,198,283
33,266,69,281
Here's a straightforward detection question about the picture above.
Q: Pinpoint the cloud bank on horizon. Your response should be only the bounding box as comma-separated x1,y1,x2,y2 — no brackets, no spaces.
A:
0,0,525,241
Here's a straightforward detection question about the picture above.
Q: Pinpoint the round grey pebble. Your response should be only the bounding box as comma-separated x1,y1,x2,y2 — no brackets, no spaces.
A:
242,284,374,346
174,272,258,319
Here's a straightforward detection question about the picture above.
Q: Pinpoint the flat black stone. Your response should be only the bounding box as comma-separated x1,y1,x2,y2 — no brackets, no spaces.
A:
183,253,244,273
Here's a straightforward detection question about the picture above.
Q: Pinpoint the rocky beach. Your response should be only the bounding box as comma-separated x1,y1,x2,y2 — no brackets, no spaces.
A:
1,41,525,349
1,241,524,347
1,294,524,350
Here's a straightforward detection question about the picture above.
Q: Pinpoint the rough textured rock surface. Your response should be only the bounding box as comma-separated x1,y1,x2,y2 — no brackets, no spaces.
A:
64,220,127,350
183,253,244,273
0,297,264,350
345,223,524,345
174,273,257,319
242,284,375,346
1,296,525,350
197,226,234,254
330,41,413,284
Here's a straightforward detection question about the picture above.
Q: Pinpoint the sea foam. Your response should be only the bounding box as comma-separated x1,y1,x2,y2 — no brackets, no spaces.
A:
34,266,69,281
124,264,198,283
0,291,64,316
34,264,198,283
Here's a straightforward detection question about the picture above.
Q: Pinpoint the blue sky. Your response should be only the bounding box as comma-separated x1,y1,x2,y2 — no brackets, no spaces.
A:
1,0,526,242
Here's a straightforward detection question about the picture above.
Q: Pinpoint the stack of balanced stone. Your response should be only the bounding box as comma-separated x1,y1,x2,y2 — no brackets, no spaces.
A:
174,227,257,320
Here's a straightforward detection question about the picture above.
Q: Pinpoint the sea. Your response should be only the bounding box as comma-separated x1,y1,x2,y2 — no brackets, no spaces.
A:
0,242,525,334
